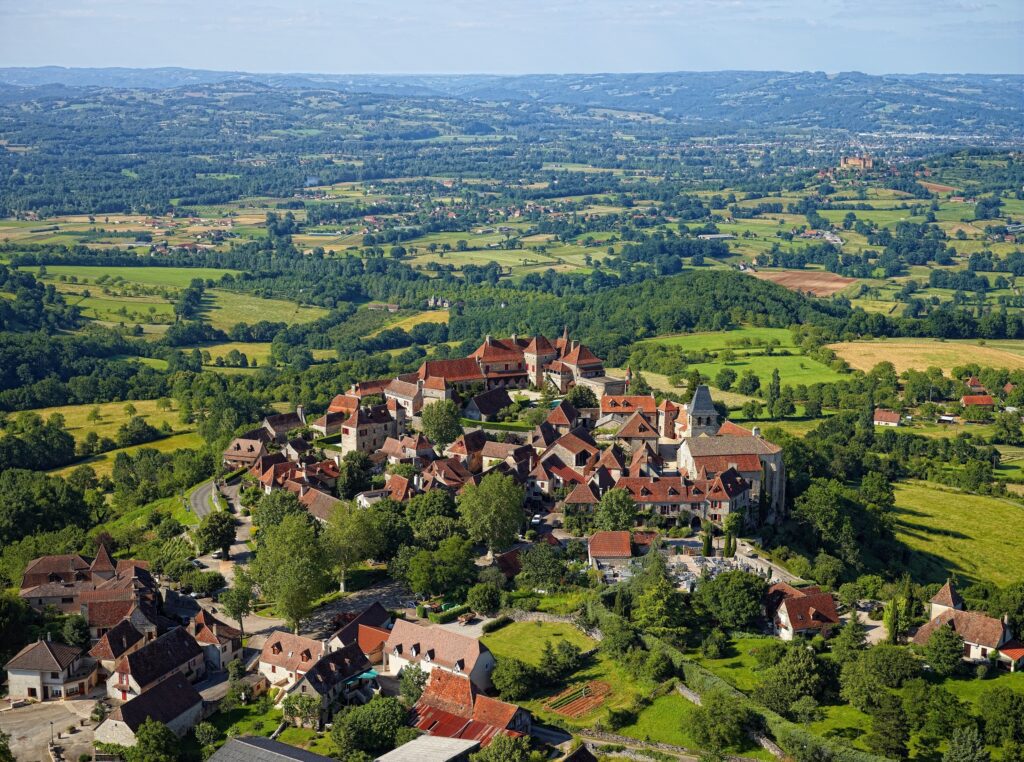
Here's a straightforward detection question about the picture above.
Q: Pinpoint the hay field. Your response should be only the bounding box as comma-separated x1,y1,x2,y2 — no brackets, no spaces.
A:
829,338,1024,374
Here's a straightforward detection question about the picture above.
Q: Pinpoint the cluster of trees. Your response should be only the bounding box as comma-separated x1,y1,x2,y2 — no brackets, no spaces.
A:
0,264,80,332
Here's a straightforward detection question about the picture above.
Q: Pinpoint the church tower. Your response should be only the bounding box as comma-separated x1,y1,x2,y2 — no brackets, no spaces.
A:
686,385,720,437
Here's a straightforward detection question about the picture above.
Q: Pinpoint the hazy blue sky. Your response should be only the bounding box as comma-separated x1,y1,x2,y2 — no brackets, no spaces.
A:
1,0,1021,74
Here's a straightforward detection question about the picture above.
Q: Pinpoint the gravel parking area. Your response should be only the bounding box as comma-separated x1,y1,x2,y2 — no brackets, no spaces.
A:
0,699,96,762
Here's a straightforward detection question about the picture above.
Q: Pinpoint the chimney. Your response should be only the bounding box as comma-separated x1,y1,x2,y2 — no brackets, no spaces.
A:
296,404,305,424
751,426,761,438
485,335,492,345
512,333,518,343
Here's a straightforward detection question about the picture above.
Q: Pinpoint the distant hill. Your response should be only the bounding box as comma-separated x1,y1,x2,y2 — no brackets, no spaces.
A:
0,67,1021,137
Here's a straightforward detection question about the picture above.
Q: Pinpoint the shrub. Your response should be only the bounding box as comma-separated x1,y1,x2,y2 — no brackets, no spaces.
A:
481,615,513,634
427,603,471,624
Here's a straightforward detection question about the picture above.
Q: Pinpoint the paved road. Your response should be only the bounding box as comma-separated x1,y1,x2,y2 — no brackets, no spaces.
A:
190,479,215,519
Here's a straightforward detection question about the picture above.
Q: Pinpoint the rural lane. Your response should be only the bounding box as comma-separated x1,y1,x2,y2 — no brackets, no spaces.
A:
190,479,215,519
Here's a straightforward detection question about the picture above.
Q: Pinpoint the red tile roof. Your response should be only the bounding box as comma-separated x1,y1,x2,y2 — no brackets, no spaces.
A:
327,394,360,414
931,581,964,609
471,337,525,363
1000,639,1024,661
385,619,490,675
614,476,705,504
565,482,600,505
715,420,754,436
962,394,995,406
601,396,657,415
546,400,579,427
260,631,325,673
588,531,633,559
356,624,391,656
616,411,659,439
912,609,1006,649
417,359,484,383
873,409,901,424
562,343,603,367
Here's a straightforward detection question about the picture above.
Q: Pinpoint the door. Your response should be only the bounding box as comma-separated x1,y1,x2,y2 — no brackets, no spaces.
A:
43,686,49,700
79,682,85,695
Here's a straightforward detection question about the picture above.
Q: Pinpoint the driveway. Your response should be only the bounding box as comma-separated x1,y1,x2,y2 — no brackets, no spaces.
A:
844,606,888,645
0,699,96,762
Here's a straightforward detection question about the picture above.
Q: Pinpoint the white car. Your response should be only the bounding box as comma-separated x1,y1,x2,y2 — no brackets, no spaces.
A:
531,514,542,525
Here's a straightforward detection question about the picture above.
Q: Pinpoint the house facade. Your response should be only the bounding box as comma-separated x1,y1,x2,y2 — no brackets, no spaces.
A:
4,639,99,701
383,619,496,690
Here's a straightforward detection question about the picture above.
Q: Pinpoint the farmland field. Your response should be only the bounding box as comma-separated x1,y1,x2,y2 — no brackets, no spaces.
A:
19,398,184,444
183,341,335,368
203,290,329,330
368,309,449,336
640,327,846,387
50,431,205,479
639,326,796,352
23,264,238,287
829,338,1024,374
748,268,858,296
892,481,1024,586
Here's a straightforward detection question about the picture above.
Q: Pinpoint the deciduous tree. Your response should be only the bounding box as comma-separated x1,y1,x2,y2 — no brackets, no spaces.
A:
459,473,524,554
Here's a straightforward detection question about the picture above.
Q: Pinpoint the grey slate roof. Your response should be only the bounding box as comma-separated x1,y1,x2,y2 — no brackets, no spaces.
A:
208,736,334,761
689,384,717,415
682,434,779,455
375,736,481,761
107,673,201,731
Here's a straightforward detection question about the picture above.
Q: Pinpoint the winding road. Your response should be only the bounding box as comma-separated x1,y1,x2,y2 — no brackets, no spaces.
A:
189,479,216,519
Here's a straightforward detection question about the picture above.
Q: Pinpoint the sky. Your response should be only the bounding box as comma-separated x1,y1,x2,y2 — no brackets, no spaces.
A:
0,0,1022,75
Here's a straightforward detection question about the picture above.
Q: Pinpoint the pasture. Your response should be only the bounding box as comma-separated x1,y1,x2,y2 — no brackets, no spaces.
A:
19,398,184,444
25,264,238,288
203,290,328,330
368,309,449,336
50,431,205,479
640,327,846,388
892,481,1024,586
183,341,335,368
829,338,1024,374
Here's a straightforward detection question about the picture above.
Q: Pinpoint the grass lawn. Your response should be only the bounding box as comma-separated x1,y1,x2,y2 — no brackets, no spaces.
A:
692,636,777,693
50,431,205,478
892,480,1024,586
276,726,337,756
616,692,774,759
482,621,651,725
19,398,183,444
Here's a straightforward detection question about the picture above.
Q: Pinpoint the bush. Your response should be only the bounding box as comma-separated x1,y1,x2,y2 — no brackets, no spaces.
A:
481,615,513,634
427,603,472,624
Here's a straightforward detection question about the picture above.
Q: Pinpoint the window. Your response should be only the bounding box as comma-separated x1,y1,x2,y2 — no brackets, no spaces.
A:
28,688,37,698
50,672,58,679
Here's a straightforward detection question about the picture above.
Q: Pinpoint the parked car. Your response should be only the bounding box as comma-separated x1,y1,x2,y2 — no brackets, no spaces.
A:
531,514,542,525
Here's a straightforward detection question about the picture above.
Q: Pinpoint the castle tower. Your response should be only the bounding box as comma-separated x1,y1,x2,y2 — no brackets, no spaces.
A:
687,385,720,438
